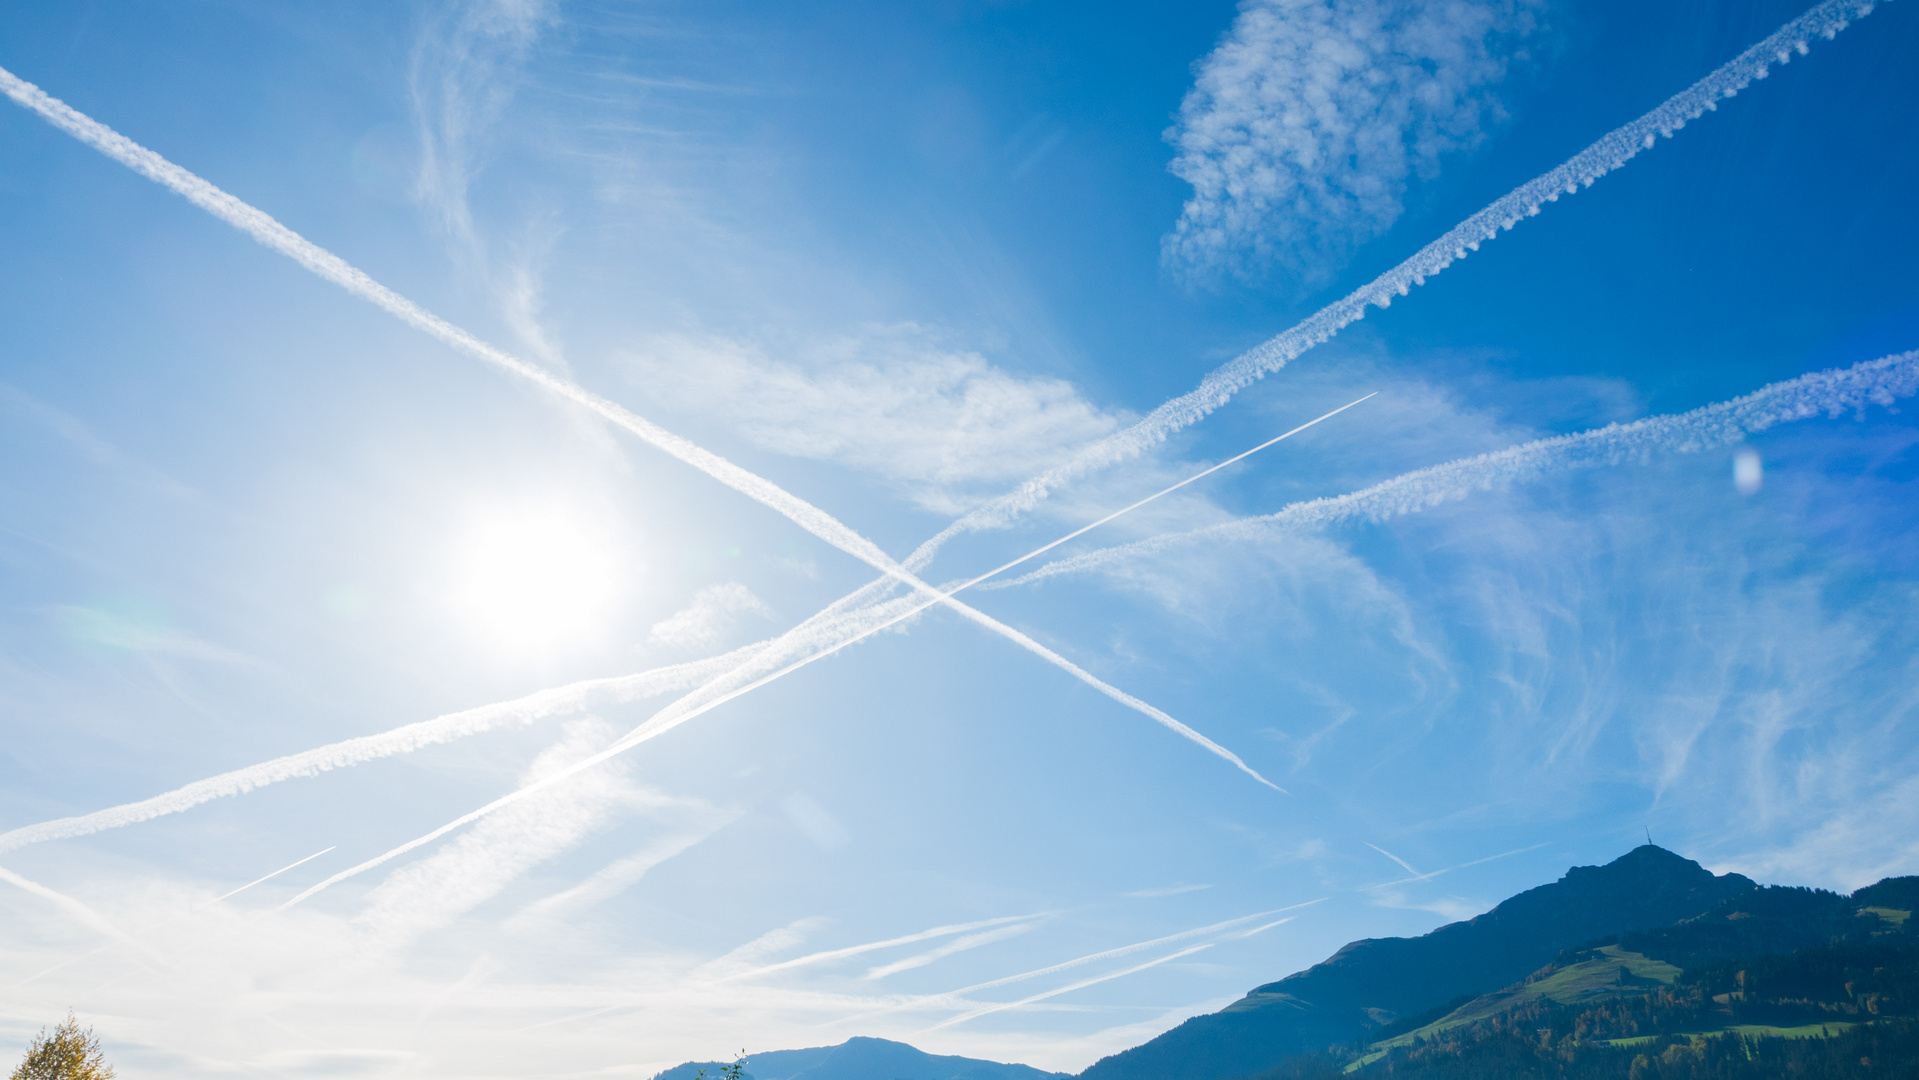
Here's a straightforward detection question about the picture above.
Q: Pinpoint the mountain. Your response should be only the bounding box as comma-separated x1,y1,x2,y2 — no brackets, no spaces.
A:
651,1036,1066,1080
1261,876,1919,1079
1076,846,1758,1080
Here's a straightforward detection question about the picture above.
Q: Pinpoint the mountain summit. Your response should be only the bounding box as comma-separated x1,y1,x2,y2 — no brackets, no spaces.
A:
1077,846,1756,1080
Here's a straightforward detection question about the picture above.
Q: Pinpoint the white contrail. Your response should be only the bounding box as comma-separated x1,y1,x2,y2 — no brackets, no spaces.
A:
209,845,337,903
825,900,1325,1029
932,910,1300,1028
1357,842,1549,891
0,645,765,856
1366,843,1421,877
278,401,1381,907
865,922,1040,980
925,943,1214,1031
724,913,1049,983
942,901,1320,998
901,0,1890,569
992,349,1919,589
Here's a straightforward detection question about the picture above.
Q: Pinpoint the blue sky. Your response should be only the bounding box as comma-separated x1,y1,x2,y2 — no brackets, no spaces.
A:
2,0,1917,1075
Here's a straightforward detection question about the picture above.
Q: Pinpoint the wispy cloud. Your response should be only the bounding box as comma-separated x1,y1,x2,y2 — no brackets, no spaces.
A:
355,718,676,947
624,326,1128,515
411,0,554,246
648,583,776,650
1164,0,1545,284
0,863,149,956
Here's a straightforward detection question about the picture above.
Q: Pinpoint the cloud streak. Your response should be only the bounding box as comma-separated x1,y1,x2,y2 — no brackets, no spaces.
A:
992,349,1919,588
905,0,1889,567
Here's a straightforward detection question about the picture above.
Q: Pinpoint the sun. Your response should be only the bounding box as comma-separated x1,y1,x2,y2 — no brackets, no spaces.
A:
451,505,628,655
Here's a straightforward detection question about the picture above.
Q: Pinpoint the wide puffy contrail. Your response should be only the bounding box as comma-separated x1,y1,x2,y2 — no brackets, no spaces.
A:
280,404,1382,906
991,349,1919,589
901,0,1890,570
0,645,766,856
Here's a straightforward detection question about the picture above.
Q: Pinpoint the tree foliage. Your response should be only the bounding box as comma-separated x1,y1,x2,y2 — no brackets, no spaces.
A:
9,1014,114,1080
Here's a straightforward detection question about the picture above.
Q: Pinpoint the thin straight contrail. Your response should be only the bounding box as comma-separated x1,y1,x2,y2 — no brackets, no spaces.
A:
0,62,1211,783
0,645,767,856
825,900,1325,1029
901,0,1890,569
992,349,1919,589
1366,843,1421,877
281,406,1373,906
925,943,1214,1031
209,845,337,903
722,912,1049,982
1357,842,1549,891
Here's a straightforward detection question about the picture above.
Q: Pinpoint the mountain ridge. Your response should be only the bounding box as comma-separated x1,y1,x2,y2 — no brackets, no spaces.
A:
1076,846,1758,1080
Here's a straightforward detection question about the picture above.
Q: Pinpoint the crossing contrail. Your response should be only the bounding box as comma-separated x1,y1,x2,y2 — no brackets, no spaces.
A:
990,349,1919,589
825,900,1323,1029
722,913,1050,982
925,943,1214,1031
900,0,1890,571
279,403,1380,907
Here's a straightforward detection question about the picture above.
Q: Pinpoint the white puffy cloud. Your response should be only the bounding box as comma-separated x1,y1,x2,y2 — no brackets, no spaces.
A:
622,325,1129,514
1164,0,1545,284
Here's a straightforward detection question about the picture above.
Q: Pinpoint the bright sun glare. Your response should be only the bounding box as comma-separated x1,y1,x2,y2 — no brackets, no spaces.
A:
452,508,626,654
